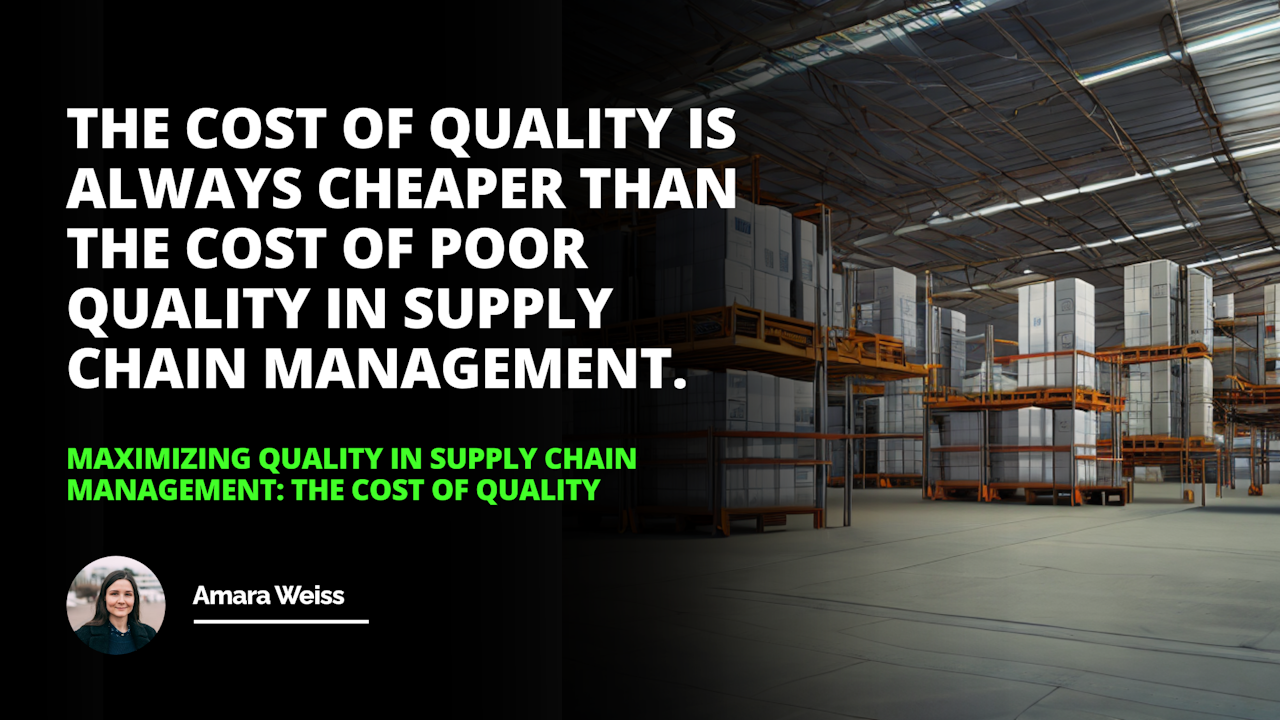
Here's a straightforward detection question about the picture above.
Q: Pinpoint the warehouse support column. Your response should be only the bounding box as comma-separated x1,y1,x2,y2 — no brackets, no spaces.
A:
817,204,830,528
982,324,993,501
844,379,853,526
923,271,932,501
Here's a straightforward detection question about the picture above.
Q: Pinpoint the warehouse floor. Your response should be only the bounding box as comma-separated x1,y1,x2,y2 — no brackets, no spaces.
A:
565,484,1279,719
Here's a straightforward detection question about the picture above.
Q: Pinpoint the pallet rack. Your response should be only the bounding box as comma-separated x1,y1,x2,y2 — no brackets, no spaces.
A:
923,346,1126,505
570,205,930,535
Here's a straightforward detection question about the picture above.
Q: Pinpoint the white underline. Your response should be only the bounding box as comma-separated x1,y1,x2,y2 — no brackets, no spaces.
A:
193,619,369,625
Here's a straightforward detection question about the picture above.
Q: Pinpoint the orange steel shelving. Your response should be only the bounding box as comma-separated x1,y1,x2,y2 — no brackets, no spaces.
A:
575,304,928,383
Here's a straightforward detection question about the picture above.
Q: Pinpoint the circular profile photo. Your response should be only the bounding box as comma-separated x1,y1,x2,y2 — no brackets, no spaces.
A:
67,556,165,655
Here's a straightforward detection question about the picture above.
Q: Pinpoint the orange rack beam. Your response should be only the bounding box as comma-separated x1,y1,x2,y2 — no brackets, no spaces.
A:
924,386,1123,412
574,304,927,382
1095,342,1210,364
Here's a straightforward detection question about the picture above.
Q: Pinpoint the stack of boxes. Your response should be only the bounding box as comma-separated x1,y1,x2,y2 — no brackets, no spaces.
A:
1124,260,1183,349
931,306,967,392
993,279,1101,485
851,268,925,477
1124,260,1186,438
631,368,817,510
655,199,753,315
1017,279,1097,390
654,200,801,317
988,408,1100,486
931,413,982,482
1213,293,1234,320
828,404,846,484
1188,357,1213,440
1266,284,1278,384
1188,269,1214,349
792,218,821,323
752,205,794,317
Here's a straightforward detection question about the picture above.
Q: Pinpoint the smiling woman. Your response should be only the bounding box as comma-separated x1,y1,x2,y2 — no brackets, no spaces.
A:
69,563,163,655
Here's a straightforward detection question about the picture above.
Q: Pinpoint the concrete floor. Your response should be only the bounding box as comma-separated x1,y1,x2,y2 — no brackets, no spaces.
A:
565,483,1279,719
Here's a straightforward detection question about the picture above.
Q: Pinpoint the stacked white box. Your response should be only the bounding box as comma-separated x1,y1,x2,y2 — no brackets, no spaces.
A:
1266,284,1278,384
1124,361,1183,437
832,272,846,329
878,378,925,476
853,268,920,361
935,412,982,481
792,218,818,322
1124,260,1183,347
656,199,758,315
828,405,846,483
990,409,1050,482
1187,270,1214,349
745,204,793,317
1213,293,1234,320
754,205,794,279
1134,466,1164,483
1188,358,1213,440
631,368,822,509
988,408,1098,484
1018,279,1097,389
1053,409,1099,486
795,378,816,460
931,308,967,391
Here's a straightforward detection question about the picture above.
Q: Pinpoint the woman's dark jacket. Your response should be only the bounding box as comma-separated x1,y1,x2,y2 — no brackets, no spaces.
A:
74,620,157,653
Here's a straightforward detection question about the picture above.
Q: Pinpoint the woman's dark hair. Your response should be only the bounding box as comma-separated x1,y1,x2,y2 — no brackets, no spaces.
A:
83,570,141,628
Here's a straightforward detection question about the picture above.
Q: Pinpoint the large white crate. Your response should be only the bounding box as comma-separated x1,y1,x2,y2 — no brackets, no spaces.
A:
1123,360,1183,437
1124,259,1182,347
1213,293,1234,320
1187,270,1214,349
1266,284,1278,384
1017,279,1097,389
791,218,819,323
853,267,920,362
1188,358,1213,439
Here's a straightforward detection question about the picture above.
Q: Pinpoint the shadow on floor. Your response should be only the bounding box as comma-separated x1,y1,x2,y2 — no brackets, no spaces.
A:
1193,504,1280,515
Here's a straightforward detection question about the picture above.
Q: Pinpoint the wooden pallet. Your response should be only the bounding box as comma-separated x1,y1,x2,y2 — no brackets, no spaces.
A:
718,506,824,536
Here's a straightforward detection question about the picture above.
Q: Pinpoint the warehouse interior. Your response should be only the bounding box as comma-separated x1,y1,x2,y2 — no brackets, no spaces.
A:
561,1,1278,718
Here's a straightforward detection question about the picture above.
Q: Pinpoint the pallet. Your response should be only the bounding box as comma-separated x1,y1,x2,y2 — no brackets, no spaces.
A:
630,506,712,534
931,482,1130,506
718,506,824,536
630,505,824,536
925,386,1123,413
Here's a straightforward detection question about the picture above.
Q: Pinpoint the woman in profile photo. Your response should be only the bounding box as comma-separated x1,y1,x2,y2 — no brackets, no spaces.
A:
73,570,157,654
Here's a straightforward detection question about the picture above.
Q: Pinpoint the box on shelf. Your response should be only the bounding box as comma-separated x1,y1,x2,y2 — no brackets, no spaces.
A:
1188,358,1213,439
1123,360,1184,437
1266,284,1278,384
853,267,919,362
1017,279,1097,389
1187,269,1214,348
1124,259,1183,348
792,218,818,322
1213,293,1234,320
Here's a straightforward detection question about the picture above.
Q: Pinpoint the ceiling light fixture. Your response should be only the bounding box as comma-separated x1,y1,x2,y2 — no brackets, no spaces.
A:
1077,17,1280,87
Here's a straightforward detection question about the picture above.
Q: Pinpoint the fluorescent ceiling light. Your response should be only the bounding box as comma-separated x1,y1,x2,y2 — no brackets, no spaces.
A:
1235,141,1280,159
1077,17,1280,87
1186,17,1280,53
1186,245,1278,268
661,0,1011,108
1052,222,1198,255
